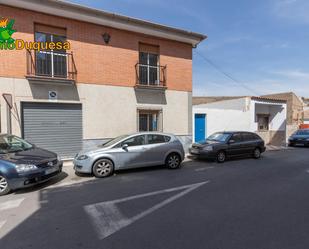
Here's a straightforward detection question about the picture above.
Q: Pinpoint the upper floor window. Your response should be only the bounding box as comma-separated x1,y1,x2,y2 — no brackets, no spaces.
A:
35,32,67,78
139,52,159,85
135,43,167,87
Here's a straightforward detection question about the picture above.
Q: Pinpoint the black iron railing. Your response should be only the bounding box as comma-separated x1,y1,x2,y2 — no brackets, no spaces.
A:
135,63,166,87
26,50,77,81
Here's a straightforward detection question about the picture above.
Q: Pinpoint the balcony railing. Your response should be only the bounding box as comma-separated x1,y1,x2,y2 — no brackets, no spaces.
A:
135,63,166,88
26,50,77,82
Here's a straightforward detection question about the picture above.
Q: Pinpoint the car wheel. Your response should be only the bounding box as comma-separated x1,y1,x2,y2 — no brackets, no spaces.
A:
0,175,10,196
216,151,226,163
93,159,114,178
166,153,181,169
253,148,261,159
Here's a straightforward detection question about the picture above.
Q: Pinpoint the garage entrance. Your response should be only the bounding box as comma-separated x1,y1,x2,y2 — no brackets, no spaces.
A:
22,102,82,159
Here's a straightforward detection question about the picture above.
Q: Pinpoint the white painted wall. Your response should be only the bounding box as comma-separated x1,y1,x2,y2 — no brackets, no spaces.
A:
193,97,287,143
0,77,191,139
193,97,251,142
251,100,287,131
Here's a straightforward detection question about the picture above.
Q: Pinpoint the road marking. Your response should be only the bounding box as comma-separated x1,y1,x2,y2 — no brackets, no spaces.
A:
0,198,25,211
195,166,214,172
84,181,209,240
0,220,6,230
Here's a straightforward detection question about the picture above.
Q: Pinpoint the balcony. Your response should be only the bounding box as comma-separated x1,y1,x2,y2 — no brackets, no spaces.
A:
135,63,167,90
26,50,77,84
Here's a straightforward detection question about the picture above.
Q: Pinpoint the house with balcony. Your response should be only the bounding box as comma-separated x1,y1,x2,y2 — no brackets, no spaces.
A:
0,0,206,158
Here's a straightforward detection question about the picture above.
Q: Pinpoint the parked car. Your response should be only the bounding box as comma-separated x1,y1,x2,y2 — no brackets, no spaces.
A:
288,129,309,147
189,131,266,163
0,134,62,196
74,132,185,178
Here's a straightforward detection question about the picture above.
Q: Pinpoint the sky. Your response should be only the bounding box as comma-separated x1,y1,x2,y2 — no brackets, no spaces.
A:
70,0,309,97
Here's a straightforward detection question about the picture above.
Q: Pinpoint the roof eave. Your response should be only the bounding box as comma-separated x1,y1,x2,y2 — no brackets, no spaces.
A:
0,0,207,47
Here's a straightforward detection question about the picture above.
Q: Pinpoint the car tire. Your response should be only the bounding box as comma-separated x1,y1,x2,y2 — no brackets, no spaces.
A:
92,159,114,178
0,175,10,196
253,148,261,159
166,153,181,169
216,151,226,163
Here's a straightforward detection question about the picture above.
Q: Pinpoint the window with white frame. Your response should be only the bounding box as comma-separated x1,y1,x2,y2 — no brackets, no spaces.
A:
35,32,67,78
139,52,159,85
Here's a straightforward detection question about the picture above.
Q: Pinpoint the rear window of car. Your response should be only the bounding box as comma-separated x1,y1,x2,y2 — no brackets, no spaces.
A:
147,135,167,144
242,133,260,141
295,130,309,135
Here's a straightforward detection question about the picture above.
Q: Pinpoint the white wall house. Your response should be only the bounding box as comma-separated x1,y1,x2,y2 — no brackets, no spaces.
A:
193,97,287,145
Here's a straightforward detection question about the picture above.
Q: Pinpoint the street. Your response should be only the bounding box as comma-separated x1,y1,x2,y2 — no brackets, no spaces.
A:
1,148,309,249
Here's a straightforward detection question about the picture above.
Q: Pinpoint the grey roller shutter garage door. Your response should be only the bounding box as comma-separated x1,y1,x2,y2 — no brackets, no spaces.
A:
22,102,82,159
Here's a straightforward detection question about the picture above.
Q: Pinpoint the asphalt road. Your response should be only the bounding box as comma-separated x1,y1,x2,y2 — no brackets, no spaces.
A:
1,148,309,249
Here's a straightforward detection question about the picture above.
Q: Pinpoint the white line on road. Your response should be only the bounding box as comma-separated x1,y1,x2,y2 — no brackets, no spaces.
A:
0,220,6,230
0,198,25,211
195,167,215,172
84,181,210,240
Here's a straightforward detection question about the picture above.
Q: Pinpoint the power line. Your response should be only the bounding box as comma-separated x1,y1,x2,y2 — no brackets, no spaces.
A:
194,50,261,96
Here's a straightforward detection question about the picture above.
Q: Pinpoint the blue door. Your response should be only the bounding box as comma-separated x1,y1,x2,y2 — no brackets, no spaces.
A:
195,114,206,142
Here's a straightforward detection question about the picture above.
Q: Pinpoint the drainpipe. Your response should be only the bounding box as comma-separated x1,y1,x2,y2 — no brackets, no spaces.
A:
7,105,11,135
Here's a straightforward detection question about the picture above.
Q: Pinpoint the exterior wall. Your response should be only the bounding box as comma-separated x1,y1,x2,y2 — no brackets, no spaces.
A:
262,92,303,127
0,77,191,141
251,100,287,146
192,98,251,142
193,97,287,146
0,5,192,92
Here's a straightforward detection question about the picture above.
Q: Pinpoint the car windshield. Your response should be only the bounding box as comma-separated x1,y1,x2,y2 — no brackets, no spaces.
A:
295,130,309,136
206,132,231,142
101,135,129,148
0,135,33,154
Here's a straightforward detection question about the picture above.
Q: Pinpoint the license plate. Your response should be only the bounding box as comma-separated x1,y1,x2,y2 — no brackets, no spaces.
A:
45,167,57,175
295,143,304,146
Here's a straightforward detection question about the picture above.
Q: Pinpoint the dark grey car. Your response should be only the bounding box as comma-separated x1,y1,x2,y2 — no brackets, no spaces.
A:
288,129,309,147
189,131,266,163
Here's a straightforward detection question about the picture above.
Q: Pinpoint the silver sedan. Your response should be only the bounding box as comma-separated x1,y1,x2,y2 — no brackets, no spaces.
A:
73,132,185,178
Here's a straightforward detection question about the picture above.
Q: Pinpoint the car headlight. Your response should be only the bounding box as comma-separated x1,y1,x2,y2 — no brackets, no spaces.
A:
15,164,38,173
57,155,61,161
203,146,213,151
77,155,89,160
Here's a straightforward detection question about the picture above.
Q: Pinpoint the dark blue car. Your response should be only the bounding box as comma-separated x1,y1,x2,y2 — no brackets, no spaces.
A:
0,134,63,196
288,129,309,147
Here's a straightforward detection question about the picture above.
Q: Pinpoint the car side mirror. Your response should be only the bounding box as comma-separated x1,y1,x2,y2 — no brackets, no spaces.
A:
122,144,129,150
229,139,235,144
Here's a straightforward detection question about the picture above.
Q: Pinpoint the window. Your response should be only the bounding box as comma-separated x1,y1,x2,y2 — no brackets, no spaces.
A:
230,133,243,143
207,132,231,142
139,52,159,85
138,111,160,132
122,135,145,147
242,133,257,141
35,32,67,78
257,115,269,131
147,134,166,144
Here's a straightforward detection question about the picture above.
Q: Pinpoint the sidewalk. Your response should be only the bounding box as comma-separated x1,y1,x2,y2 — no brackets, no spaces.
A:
266,145,291,151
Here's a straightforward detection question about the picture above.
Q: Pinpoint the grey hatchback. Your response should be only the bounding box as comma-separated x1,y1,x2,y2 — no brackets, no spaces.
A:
74,132,185,177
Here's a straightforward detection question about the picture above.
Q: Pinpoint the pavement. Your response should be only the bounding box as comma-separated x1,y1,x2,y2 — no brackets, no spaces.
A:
1,148,309,249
